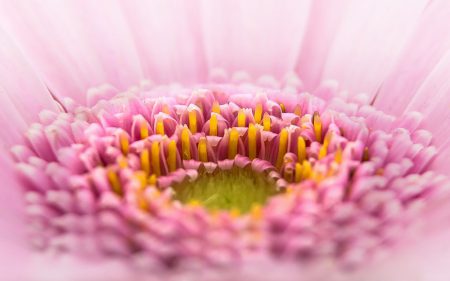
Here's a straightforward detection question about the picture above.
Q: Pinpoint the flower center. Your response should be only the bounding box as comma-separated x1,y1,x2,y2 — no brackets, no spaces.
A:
172,167,280,213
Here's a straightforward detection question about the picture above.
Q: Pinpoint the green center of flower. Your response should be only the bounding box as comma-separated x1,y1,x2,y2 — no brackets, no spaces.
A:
173,167,280,213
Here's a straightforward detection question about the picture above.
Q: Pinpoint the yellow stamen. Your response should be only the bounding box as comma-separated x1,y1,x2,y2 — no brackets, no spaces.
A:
263,113,271,131
140,121,149,139
275,128,289,169
167,140,177,172
295,162,302,182
198,137,208,162
319,144,328,160
248,123,257,160
148,174,157,185
212,101,220,114
313,111,322,143
302,160,312,179
162,104,170,114
250,204,263,221
209,114,218,136
297,136,306,163
117,155,128,169
188,110,197,133
254,103,263,123
334,146,343,164
228,128,239,159
294,105,302,116
151,141,161,176
140,148,151,175
237,109,246,127
181,127,191,160
280,103,286,113
134,171,147,190
107,169,122,195
119,132,129,155
155,119,165,135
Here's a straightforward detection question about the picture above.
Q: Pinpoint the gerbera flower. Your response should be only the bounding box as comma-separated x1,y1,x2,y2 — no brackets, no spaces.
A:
1,1,450,281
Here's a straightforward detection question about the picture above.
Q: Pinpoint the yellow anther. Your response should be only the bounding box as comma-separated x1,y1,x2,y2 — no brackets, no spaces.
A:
107,169,122,195
318,144,328,160
248,123,257,160
302,160,312,179
263,113,271,131
140,148,151,175
140,121,149,139
313,111,322,143
295,162,302,182
117,155,128,169
198,137,208,162
275,128,289,169
294,105,302,116
237,109,246,127
228,128,239,159
297,136,306,163
230,207,241,218
280,103,286,113
134,171,147,190
362,147,370,162
334,146,343,164
212,101,221,114
151,141,161,176
209,114,218,136
119,132,129,155
188,110,197,133
155,119,165,135
162,104,170,114
251,204,263,221
148,174,157,185
181,127,191,160
254,103,263,123
167,140,177,172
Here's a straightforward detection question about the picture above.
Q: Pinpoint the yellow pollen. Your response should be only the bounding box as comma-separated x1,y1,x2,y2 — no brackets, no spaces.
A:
237,109,246,127
263,113,271,131
162,104,170,114
295,162,302,182
140,148,151,175
302,160,312,179
151,141,161,176
280,103,286,113
148,174,157,185
198,137,208,162
156,119,165,135
167,140,177,172
134,171,147,190
188,110,197,133
254,103,263,123
334,146,343,164
248,123,257,160
313,111,322,143
181,127,191,160
107,169,122,195
209,114,218,136
297,136,306,163
228,128,239,159
140,121,149,139
319,144,328,160
117,155,128,169
119,132,129,155
294,105,302,116
276,128,289,169
250,204,263,221
212,101,221,114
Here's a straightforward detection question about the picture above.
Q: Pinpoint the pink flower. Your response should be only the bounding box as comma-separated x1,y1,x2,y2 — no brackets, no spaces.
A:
1,1,450,281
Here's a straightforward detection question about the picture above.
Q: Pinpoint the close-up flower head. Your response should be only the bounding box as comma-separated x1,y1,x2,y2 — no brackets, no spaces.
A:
2,1,450,280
